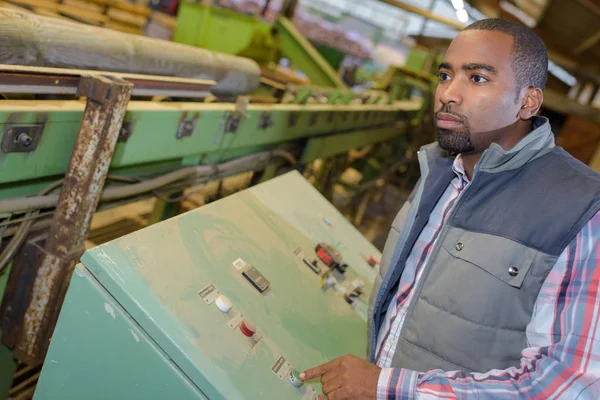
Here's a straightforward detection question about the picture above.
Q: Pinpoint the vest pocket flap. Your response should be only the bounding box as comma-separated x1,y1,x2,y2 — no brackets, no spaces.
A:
445,230,536,288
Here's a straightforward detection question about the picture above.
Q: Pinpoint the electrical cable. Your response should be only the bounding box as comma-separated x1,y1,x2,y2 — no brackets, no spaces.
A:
0,179,64,275
0,150,297,274
0,149,296,214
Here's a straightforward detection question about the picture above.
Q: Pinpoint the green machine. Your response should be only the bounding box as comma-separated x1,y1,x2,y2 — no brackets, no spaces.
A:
173,2,347,88
34,171,381,399
0,8,424,397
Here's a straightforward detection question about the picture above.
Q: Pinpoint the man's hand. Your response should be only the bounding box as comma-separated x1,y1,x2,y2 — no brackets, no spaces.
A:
300,354,381,400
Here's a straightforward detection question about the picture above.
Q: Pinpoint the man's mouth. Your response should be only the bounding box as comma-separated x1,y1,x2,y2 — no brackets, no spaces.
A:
435,112,465,129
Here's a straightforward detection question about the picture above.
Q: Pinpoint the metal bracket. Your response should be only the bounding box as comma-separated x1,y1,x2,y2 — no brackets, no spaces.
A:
2,124,44,153
118,120,135,142
76,75,112,104
225,112,242,133
258,112,274,130
177,113,199,139
309,112,319,126
288,112,300,128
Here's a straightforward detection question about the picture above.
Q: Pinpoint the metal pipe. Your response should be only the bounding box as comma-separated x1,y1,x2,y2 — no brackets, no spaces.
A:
0,9,261,96
15,75,133,364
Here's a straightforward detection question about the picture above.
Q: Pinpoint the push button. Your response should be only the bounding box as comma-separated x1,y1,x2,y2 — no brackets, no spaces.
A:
455,242,464,251
508,266,519,277
240,320,256,337
289,369,304,387
215,295,233,313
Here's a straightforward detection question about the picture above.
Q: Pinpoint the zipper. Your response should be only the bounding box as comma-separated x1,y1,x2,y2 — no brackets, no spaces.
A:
370,149,430,358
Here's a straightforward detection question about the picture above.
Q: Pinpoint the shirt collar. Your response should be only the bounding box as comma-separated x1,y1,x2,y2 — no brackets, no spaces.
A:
452,154,470,188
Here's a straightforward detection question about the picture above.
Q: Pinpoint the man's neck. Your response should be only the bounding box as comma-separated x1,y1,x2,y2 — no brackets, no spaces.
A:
461,119,533,180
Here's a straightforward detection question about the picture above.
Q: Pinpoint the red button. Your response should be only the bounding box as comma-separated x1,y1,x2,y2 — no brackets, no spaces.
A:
317,248,333,266
368,256,379,267
240,320,256,337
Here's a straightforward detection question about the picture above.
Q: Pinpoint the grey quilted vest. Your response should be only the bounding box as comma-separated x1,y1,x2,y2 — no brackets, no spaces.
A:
368,116,600,373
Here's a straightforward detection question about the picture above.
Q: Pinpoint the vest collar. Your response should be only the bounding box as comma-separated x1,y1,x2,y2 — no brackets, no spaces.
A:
419,116,555,174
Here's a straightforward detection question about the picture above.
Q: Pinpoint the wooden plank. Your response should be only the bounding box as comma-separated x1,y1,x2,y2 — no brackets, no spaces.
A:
0,1,31,11
574,30,600,55
62,0,105,14
81,0,150,16
113,0,150,17
57,4,109,24
104,20,143,35
33,8,71,20
5,0,60,11
107,7,146,28
150,11,177,30
79,0,111,6
379,0,464,30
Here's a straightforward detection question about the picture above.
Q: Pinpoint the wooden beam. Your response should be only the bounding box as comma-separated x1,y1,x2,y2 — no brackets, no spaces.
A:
577,0,600,18
380,0,600,86
574,30,600,55
544,88,600,126
378,0,465,30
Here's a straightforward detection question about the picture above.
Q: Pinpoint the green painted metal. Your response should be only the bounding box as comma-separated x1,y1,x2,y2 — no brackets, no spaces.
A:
35,266,208,400
301,122,410,163
36,171,379,399
314,43,346,71
0,101,419,197
276,18,346,88
173,3,276,66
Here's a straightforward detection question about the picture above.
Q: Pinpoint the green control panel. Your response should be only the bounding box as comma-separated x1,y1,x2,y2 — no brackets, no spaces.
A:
35,171,381,399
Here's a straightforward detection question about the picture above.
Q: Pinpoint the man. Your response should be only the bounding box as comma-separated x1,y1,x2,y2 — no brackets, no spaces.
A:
301,18,600,399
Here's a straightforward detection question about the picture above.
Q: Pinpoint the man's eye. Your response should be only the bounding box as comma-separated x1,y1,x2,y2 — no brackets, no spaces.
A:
439,72,451,81
472,75,488,83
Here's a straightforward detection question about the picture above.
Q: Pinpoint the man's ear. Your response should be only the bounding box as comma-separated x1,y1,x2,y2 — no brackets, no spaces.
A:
519,87,543,120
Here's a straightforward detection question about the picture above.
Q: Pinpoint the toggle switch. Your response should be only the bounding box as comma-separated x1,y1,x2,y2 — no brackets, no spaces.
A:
215,295,233,313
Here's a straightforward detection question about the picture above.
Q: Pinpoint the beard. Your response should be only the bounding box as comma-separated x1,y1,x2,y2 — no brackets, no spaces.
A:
436,126,475,155
434,107,475,155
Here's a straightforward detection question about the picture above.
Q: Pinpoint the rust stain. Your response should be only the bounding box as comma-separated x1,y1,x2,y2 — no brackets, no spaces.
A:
15,76,133,363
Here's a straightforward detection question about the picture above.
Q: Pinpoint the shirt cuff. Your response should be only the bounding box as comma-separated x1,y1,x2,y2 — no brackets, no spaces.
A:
377,367,419,400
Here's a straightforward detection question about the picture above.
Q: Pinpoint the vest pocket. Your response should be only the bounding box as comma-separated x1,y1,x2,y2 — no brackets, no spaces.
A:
445,230,536,288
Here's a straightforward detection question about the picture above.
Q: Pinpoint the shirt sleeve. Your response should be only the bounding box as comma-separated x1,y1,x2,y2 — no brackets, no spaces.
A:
377,211,600,399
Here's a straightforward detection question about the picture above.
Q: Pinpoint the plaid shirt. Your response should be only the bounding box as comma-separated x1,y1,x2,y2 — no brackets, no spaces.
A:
375,156,600,399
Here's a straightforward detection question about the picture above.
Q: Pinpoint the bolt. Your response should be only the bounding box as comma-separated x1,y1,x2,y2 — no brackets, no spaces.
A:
16,133,33,147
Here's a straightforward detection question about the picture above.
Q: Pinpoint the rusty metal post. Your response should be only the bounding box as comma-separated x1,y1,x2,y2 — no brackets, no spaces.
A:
14,75,132,364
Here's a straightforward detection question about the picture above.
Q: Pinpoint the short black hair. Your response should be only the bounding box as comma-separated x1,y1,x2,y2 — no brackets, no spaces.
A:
463,18,548,95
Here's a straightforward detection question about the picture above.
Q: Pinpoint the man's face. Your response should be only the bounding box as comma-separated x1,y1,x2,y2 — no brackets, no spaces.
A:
434,30,522,154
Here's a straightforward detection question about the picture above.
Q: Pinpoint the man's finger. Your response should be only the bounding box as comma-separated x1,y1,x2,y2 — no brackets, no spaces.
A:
301,359,337,380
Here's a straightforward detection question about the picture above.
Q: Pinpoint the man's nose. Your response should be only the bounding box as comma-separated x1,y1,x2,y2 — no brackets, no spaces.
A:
438,79,464,106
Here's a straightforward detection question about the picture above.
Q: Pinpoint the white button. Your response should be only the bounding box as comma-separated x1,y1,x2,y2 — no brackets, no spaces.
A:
215,295,233,313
